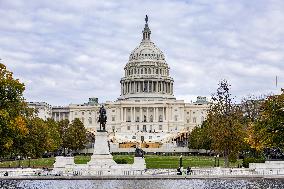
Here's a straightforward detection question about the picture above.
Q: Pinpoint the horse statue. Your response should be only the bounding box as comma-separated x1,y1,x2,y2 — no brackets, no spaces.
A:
98,105,107,131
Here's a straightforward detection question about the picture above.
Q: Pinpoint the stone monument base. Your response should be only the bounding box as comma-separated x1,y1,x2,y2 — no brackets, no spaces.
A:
52,131,146,176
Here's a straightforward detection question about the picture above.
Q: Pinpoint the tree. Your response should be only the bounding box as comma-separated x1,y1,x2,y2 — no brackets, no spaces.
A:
45,118,61,152
189,120,212,150
0,63,28,156
252,90,284,150
58,119,69,153
207,80,245,167
65,118,87,151
241,95,265,155
22,118,49,157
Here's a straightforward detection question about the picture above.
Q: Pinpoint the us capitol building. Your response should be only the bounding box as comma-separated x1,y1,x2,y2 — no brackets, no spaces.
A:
28,17,209,153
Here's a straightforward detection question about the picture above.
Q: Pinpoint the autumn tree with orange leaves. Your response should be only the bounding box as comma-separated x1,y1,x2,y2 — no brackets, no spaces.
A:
207,80,245,167
0,62,29,156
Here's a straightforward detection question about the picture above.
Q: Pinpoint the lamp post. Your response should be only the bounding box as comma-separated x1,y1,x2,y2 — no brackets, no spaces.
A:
28,157,31,168
217,154,220,167
179,155,183,168
17,155,20,168
214,155,217,167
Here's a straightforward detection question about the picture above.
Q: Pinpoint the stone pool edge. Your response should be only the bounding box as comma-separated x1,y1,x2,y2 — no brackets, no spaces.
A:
1,175,284,180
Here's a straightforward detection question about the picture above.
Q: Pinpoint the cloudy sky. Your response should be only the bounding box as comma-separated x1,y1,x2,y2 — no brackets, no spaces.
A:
1,0,283,105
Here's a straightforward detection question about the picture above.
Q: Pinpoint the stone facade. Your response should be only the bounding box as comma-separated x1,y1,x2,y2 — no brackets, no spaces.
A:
27,102,52,120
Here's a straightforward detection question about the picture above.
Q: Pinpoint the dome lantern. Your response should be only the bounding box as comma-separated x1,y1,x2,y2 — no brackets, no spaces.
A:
142,15,151,41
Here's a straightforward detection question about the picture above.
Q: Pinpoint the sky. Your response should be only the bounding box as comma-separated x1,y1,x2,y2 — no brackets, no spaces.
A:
0,0,283,106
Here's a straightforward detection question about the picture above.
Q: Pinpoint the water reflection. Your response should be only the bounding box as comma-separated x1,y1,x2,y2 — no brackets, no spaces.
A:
0,179,284,189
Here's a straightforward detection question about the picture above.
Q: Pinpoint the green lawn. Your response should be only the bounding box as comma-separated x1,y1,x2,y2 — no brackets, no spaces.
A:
144,155,242,169
0,155,242,169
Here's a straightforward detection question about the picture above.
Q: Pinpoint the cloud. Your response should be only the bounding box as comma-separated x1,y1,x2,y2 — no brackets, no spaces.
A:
0,0,284,105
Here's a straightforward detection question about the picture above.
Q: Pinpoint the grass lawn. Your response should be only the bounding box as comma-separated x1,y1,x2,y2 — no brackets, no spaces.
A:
144,155,242,169
0,155,242,169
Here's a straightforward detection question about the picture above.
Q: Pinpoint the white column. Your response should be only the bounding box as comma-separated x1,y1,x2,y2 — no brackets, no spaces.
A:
156,108,159,122
153,107,156,122
162,107,165,121
124,108,126,122
130,107,133,122
140,107,143,122
134,107,136,122
146,107,149,122
120,107,123,122
123,82,125,94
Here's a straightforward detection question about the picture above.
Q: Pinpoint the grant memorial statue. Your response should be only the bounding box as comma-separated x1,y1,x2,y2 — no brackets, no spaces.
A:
98,105,107,131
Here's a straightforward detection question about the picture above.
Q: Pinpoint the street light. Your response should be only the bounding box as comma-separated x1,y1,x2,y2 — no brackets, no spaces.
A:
214,155,217,167
28,157,31,168
217,154,220,167
17,155,20,168
179,155,183,168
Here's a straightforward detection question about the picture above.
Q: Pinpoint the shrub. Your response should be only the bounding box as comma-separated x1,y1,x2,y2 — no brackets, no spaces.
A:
242,157,265,168
115,158,128,164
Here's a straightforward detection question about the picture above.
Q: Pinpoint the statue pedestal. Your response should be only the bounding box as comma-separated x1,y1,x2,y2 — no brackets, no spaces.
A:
88,131,117,168
52,130,146,175
132,157,146,170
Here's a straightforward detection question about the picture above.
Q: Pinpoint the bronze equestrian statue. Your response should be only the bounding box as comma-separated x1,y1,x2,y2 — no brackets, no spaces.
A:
98,105,107,131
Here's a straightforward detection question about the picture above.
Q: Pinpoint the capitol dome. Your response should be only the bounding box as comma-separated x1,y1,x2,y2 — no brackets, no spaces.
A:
119,16,175,101
129,41,165,62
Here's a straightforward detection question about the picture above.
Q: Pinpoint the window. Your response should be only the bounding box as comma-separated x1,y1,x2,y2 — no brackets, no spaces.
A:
149,115,153,122
132,136,136,139
144,115,147,122
187,112,189,114
159,115,163,122
201,116,204,123
127,126,130,130
82,112,84,115
193,117,196,123
187,119,189,123
159,125,163,130
112,109,115,112
136,116,140,122
137,125,139,130
88,117,92,124
112,116,115,122
149,136,152,139
175,115,178,121
75,112,77,115
143,125,147,132
127,116,131,122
